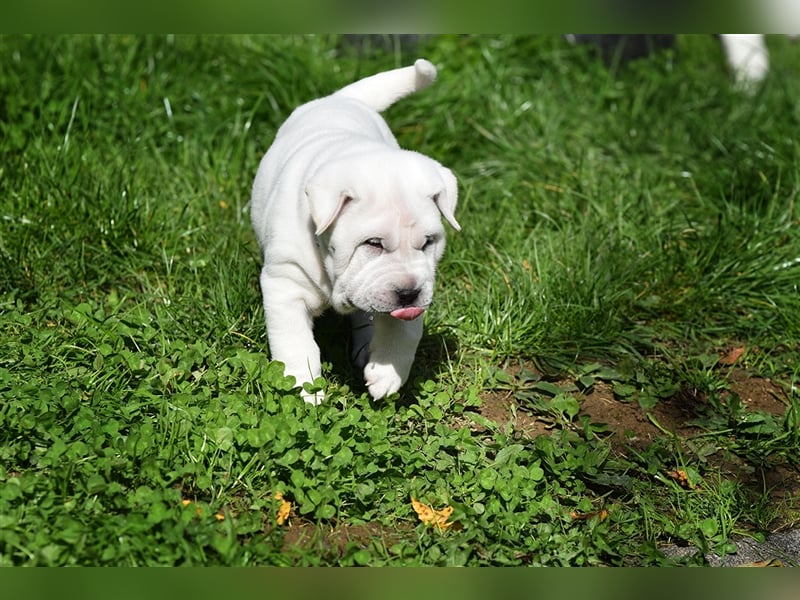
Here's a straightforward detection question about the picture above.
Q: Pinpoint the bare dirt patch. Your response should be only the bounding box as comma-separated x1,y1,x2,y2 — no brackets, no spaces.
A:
477,367,791,449
726,370,790,414
475,364,800,529
279,520,410,557
476,388,553,438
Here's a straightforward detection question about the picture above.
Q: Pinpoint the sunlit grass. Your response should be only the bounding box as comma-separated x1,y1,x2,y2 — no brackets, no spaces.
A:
1,34,799,565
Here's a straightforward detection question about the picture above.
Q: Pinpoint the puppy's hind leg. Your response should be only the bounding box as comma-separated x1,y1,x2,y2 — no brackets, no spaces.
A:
349,310,374,370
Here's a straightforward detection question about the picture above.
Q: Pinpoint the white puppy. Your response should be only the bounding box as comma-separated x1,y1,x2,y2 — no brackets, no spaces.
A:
250,59,459,404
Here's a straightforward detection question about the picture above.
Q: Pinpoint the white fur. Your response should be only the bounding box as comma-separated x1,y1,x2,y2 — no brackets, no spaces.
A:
250,59,459,404
719,34,771,90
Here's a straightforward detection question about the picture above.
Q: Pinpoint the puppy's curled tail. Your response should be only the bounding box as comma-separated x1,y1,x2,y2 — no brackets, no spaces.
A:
333,59,437,112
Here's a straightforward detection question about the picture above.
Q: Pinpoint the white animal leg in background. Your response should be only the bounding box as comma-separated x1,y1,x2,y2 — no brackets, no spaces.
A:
719,34,770,90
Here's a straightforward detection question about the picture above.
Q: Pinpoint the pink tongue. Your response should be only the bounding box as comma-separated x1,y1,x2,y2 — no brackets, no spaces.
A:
390,307,425,321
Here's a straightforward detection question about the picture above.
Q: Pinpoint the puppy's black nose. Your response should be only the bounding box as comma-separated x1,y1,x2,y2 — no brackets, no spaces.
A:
396,288,420,307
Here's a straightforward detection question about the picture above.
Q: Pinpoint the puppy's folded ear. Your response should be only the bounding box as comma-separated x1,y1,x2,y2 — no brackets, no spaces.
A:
305,182,354,235
435,165,461,231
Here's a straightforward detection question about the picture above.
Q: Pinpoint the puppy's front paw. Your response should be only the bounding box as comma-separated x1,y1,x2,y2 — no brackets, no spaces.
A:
364,361,403,400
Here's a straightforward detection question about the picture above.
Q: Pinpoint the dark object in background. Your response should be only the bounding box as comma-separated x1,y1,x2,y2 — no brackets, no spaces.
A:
565,34,677,65
340,34,676,66
338,34,426,57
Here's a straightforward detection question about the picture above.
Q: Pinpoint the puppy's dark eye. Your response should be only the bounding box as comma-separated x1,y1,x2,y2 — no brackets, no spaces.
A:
363,238,384,249
421,236,436,251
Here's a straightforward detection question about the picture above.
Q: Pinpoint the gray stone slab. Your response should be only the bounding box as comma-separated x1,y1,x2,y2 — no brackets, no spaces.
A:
662,529,800,566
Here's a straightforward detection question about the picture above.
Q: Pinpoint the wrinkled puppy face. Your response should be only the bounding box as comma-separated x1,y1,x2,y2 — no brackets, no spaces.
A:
306,149,459,320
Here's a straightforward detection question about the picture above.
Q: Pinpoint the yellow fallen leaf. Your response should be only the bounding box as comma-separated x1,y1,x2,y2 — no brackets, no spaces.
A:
570,509,609,522
719,346,746,366
181,499,203,517
275,491,291,526
411,496,454,532
665,469,697,489
215,513,225,521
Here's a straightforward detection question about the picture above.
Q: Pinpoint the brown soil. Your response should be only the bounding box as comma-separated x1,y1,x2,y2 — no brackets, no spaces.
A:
477,364,791,448
279,521,411,558
475,364,800,512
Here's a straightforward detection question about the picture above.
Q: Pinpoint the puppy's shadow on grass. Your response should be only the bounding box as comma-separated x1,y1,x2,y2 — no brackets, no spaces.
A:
314,311,459,406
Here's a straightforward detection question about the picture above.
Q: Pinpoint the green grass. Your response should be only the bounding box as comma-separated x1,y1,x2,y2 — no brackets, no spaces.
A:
1,34,799,566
